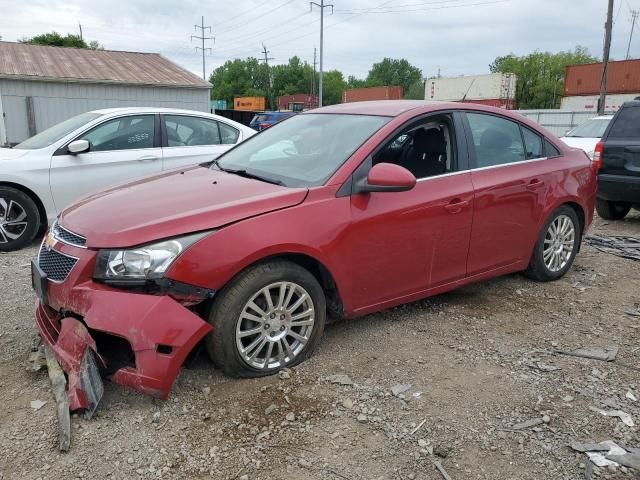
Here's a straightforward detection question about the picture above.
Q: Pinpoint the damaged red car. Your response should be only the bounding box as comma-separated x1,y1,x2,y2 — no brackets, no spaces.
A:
32,101,598,411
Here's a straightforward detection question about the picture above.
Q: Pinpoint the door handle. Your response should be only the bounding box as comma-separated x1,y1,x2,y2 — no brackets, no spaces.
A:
137,155,159,162
444,199,469,213
526,179,544,190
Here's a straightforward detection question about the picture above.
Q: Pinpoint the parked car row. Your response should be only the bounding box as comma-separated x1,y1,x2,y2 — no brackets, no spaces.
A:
28,100,599,410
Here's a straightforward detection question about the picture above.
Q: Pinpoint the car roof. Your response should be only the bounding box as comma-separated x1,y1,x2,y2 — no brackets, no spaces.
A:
89,107,222,116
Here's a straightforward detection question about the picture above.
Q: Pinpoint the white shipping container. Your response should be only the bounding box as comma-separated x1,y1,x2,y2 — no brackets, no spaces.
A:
425,73,516,101
560,94,640,112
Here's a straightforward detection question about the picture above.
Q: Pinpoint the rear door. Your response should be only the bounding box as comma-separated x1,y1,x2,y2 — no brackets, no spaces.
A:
602,104,640,178
161,115,240,170
463,112,552,276
50,114,162,212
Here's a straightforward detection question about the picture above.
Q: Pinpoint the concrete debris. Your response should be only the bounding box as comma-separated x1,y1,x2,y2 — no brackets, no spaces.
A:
607,452,640,470
151,411,161,424
433,460,452,480
624,308,640,317
528,362,562,372
557,345,619,362
570,442,611,453
626,391,638,402
264,404,277,415
26,346,46,372
325,374,353,386
341,398,354,410
285,412,295,422
585,440,627,468
511,418,544,430
30,399,46,411
278,369,291,380
390,384,412,397
356,414,367,423
589,406,635,427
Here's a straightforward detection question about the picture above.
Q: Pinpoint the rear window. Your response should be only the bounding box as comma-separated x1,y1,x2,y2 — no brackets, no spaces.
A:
608,106,640,138
254,115,270,123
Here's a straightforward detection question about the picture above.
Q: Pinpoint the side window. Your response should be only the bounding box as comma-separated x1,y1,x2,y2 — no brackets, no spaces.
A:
607,106,640,138
372,114,456,180
521,126,544,159
219,122,240,144
80,115,155,152
164,115,221,147
466,113,525,167
544,139,561,157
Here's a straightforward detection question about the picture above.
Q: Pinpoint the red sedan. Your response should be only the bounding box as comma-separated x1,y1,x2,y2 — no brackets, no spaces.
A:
32,101,597,410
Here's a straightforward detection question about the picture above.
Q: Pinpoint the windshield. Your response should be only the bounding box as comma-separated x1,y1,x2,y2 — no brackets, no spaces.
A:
565,117,611,138
214,113,390,187
14,112,103,149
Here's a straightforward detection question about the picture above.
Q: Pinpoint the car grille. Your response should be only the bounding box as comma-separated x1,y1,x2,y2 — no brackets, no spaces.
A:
38,246,78,282
53,223,86,247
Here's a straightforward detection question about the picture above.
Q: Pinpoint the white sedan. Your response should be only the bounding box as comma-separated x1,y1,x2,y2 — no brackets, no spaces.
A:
560,115,612,159
0,107,255,251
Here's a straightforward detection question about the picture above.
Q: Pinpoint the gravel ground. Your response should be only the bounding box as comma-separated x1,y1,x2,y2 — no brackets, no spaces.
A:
0,213,639,480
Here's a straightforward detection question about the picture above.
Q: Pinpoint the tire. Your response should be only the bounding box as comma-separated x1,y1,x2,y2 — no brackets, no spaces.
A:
0,187,41,252
596,198,631,220
524,205,581,282
205,260,326,378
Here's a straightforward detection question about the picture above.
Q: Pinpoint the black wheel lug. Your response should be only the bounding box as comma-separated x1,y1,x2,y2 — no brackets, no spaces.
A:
270,313,276,319
264,324,270,329
280,326,285,331
270,331,276,336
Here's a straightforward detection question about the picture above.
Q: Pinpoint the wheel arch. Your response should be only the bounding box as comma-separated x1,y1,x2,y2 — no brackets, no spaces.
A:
0,181,48,232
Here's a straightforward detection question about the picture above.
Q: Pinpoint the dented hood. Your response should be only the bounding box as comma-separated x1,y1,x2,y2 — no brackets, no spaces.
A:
60,166,308,248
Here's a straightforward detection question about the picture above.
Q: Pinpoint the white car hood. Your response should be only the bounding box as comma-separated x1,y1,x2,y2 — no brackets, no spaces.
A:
559,137,600,154
0,148,31,161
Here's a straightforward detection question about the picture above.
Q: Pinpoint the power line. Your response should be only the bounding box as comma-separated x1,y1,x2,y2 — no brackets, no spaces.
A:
215,0,298,35
336,0,468,13
336,0,510,15
191,16,214,81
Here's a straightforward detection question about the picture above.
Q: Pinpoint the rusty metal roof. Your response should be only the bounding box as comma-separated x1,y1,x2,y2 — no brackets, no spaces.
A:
0,41,210,88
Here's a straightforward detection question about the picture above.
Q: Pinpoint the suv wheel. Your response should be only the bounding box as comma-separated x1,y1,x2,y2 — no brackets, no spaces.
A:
524,205,581,282
596,198,631,220
205,260,326,378
0,187,41,252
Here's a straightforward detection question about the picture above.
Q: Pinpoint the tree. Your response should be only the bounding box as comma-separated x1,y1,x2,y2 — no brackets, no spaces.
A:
20,31,103,49
321,70,347,105
404,80,425,100
366,58,423,95
209,58,268,106
489,46,598,109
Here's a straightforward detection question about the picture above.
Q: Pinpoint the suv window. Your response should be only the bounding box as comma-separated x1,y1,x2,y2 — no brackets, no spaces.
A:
165,115,221,147
219,122,240,144
467,113,525,167
521,126,544,159
80,115,155,152
608,106,640,138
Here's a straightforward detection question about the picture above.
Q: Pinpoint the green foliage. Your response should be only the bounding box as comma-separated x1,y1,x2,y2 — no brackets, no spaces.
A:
489,46,598,109
366,58,423,94
209,58,268,106
404,80,426,100
321,70,347,105
20,32,103,49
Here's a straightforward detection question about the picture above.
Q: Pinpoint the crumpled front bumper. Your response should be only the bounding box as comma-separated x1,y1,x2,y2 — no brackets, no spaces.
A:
34,241,213,411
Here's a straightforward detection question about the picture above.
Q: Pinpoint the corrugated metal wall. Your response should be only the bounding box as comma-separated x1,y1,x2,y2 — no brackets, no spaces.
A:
0,79,210,144
516,110,597,136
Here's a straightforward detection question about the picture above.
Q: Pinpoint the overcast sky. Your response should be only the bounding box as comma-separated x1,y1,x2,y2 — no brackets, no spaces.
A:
1,0,638,80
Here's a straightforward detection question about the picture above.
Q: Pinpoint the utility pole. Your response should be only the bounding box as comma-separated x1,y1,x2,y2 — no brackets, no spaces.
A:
626,9,639,60
191,16,214,81
599,0,614,115
260,43,274,109
312,47,317,98
78,23,83,41
310,0,334,107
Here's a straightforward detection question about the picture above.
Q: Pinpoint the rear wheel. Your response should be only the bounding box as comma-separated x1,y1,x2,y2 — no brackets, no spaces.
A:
596,198,631,220
205,260,326,378
0,187,40,252
524,206,581,282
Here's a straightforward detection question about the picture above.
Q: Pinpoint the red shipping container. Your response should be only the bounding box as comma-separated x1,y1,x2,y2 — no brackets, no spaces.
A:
460,98,515,110
564,60,640,96
277,94,319,111
342,86,403,103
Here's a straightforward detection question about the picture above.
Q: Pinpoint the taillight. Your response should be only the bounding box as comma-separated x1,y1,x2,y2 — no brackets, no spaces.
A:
592,141,603,170
259,122,270,131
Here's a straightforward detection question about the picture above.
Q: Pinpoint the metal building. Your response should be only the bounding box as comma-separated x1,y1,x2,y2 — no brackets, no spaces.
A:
0,41,210,145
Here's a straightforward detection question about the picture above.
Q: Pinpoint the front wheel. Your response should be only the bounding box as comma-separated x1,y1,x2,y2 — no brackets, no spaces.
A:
205,260,326,378
524,206,581,282
0,187,41,252
596,198,631,220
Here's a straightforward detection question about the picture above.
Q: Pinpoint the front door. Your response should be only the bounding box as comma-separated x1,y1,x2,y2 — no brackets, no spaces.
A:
50,114,162,212
349,112,474,312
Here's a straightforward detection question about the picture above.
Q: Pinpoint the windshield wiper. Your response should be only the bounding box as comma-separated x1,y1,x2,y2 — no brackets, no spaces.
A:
212,160,285,186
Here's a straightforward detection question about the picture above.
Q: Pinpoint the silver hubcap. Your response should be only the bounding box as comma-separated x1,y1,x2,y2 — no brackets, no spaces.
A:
236,281,315,370
0,198,28,244
543,214,575,272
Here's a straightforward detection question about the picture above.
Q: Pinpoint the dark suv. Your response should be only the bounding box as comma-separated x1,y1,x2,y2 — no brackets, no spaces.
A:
594,100,640,219
249,112,296,131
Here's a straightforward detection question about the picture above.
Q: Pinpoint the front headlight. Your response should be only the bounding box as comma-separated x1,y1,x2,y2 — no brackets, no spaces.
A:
93,232,209,284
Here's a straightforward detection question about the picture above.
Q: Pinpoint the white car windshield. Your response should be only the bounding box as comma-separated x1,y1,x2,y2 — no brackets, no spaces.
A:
565,117,611,138
14,112,103,150
214,113,390,187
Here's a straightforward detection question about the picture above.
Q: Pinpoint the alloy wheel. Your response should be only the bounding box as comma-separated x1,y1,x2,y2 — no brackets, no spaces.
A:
543,214,575,273
235,281,315,370
0,198,28,244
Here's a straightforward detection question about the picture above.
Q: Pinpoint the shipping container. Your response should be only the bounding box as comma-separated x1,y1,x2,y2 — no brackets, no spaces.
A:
277,94,318,111
460,98,515,109
233,96,265,111
342,85,403,103
560,93,640,112
564,60,640,96
426,73,516,103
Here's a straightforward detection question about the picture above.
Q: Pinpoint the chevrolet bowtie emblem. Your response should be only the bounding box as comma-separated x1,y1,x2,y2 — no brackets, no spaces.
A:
44,231,57,251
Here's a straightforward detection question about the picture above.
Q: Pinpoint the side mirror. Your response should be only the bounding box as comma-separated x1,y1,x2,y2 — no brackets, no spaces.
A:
357,162,416,193
67,139,90,155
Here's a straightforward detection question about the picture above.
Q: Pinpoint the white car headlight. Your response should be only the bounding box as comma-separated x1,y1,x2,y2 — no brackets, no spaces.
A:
94,232,209,284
